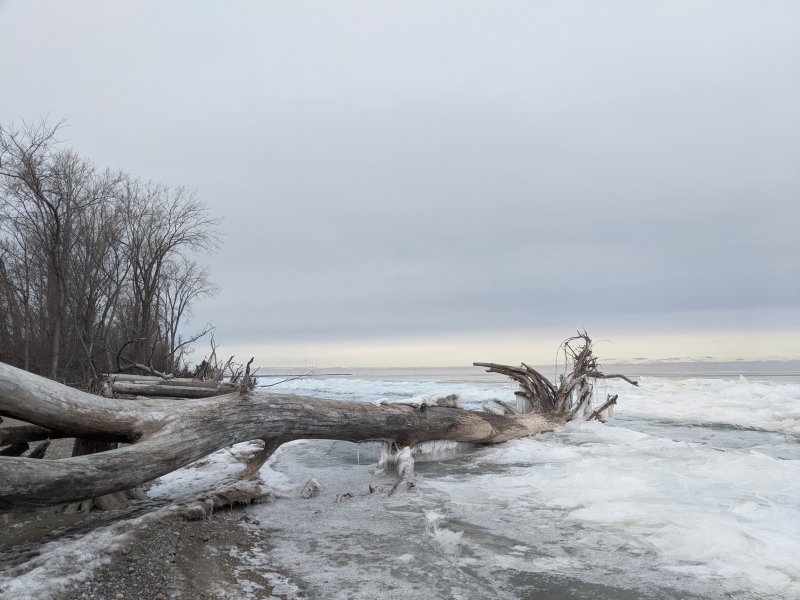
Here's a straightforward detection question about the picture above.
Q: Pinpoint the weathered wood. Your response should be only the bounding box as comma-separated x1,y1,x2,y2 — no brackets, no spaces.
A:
238,439,282,481
0,334,635,511
0,424,63,446
475,332,637,418
0,361,561,509
26,440,51,459
474,361,558,413
598,373,639,386
105,374,166,383
110,380,236,398
1,442,29,456
108,375,230,388
587,394,618,422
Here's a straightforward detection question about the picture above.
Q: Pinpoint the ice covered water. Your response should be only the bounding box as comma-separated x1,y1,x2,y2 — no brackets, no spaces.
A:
250,369,800,599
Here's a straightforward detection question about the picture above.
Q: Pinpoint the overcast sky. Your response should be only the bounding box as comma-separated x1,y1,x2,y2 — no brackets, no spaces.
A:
1,1,798,366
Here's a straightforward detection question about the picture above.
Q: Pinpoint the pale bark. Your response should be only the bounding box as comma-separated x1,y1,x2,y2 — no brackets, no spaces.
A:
0,361,561,510
474,332,637,418
110,380,236,398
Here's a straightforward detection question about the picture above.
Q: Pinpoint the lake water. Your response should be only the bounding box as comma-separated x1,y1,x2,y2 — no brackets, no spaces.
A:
247,364,800,599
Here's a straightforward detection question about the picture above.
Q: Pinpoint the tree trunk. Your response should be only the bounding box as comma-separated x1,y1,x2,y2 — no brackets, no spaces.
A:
1,333,631,512
0,361,561,510
109,379,237,398
47,260,64,379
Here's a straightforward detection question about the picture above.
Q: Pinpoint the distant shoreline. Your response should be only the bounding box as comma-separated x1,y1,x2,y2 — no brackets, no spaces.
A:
251,359,800,379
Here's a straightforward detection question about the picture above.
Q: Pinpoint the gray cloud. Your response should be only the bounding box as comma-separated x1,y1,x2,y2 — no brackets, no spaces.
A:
1,0,798,359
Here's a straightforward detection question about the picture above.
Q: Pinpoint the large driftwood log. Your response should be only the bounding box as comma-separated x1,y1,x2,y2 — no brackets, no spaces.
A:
1,333,633,511
0,361,561,510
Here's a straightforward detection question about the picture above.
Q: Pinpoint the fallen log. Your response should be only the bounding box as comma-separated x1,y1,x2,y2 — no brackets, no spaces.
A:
107,375,236,390
26,440,51,459
0,333,633,511
0,425,64,446
0,442,28,457
0,360,561,509
105,374,237,399
110,380,236,399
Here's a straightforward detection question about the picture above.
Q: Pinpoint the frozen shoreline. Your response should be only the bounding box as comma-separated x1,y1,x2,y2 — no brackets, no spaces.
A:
2,373,799,599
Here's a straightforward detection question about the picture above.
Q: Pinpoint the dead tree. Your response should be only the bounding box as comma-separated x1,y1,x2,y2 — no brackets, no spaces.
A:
475,331,637,418
0,118,221,385
0,334,634,511
120,181,219,369
0,361,561,510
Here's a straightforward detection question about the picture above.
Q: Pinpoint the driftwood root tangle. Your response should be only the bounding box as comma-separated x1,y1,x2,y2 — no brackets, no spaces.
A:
475,332,636,419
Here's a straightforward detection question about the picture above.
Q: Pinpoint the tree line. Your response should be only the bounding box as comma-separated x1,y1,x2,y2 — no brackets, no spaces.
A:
0,119,219,385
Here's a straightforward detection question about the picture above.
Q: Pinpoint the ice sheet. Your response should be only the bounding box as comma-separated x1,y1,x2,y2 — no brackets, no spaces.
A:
250,374,800,599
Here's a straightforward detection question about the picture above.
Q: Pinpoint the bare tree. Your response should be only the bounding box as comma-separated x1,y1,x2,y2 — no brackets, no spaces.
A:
0,121,109,378
0,118,220,383
120,181,219,369
65,176,127,382
0,244,22,365
157,256,218,373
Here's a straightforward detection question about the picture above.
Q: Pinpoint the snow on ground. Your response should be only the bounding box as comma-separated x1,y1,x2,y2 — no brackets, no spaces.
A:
1,508,160,600
148,441,265,501
0,443,259,600
3,374,799,599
